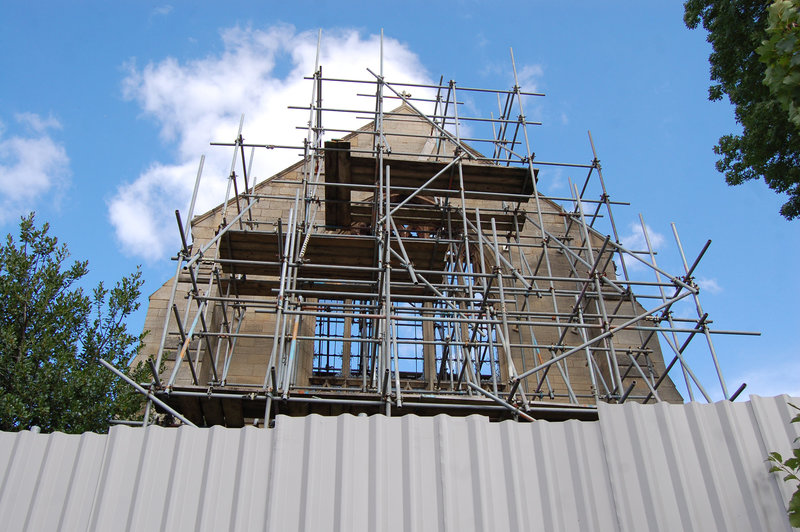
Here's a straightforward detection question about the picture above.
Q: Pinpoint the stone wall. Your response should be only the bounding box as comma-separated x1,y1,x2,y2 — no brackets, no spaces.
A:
135,105,683,406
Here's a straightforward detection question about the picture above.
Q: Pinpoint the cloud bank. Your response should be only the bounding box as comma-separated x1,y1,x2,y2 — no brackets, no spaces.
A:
0,113,70,223
111,25,432,261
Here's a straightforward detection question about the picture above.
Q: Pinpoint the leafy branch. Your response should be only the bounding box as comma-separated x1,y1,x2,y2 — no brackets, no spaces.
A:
767,403,800,527
757,0,800,128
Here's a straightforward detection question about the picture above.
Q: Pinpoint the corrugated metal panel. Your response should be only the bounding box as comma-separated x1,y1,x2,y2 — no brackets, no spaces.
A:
262,414,617,531
751,395,800,507
599,398,794,531
0,396,797,531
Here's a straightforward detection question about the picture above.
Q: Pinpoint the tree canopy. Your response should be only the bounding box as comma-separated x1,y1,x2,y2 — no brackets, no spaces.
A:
685,0,800,220
758,1,800,128
0,214,147,433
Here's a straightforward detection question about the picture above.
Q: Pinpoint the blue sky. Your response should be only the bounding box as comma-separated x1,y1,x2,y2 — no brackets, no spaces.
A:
1,2,798,399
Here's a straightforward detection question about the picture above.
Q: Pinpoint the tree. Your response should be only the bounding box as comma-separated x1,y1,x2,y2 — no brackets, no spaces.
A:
0,214,148,433
685,0,800,220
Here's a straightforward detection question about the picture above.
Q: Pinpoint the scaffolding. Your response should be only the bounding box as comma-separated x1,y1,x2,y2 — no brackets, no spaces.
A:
132,39,756,428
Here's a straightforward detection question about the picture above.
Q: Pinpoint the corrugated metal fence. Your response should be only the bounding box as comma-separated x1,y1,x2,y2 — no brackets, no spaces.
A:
0,395,798,531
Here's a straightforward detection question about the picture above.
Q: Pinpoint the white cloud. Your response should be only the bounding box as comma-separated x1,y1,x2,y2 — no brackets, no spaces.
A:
516,63,544,122
109,160,227,261
696,276,722,294
0,113,70,223
15,112,62,134
540,167,566,195
516,64,543,94
618,221,666,273
111,25,433,261
151,5,172,17
620,221,664,253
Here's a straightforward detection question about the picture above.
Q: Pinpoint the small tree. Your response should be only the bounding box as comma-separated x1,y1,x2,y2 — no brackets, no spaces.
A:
0,214,148,433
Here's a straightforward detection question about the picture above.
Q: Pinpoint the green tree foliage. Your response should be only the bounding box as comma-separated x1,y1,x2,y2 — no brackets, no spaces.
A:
0,214,147,433
685,0,800,220
758,1,800,128
767,404,800,527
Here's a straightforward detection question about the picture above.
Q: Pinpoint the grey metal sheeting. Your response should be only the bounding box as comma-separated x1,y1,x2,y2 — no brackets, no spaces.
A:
0,395,798,531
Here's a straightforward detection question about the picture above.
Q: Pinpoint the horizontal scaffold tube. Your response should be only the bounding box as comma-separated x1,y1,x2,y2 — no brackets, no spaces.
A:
514,289,695,382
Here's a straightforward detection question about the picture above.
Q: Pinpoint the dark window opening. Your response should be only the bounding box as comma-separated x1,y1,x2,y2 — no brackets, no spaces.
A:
349,304,367,376
392,302,425,379
313,299,371,377
313,300,345,376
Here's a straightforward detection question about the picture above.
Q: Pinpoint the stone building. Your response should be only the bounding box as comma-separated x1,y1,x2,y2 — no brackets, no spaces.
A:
136,97,685,427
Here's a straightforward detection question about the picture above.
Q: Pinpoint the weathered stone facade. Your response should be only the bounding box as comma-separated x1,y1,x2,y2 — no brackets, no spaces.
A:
136,105,681,426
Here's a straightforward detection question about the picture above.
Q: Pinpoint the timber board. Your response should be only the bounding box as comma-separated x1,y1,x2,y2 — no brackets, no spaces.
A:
219,230,450,283
323,144,536,227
